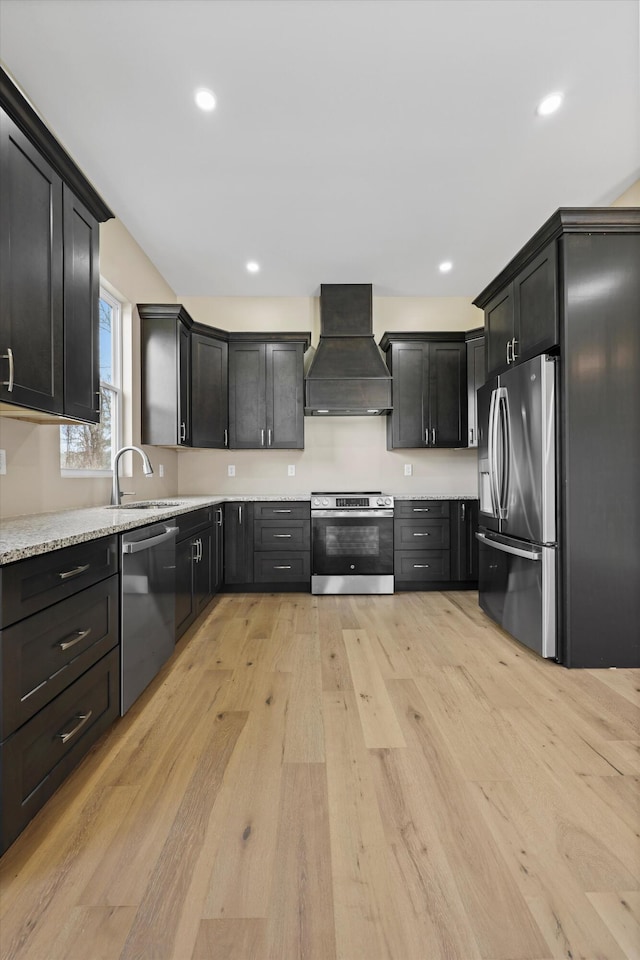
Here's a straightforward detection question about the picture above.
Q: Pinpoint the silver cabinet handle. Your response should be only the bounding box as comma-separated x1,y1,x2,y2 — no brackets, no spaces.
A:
425,428,429,445
216,508,223,526
1,347,14,391
180,422,186,442
469,428,474,444
58,563,90,581
511,337,518,361
432,428,436,445
224,428,228,447
413,532,430,537
58,710,92,744
273,534,292,538
506,340,512,364
274,565,292,570
461,502,466,521
412,508,431,512
261,429,265,447
272,509,291,513
413,564,430,568
268,428,273,446
238,505,242,525
58,627,92,651
191,540,199,562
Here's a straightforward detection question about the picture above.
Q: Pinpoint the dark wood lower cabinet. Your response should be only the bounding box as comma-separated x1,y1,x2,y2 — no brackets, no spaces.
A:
175,507,220,640
223,501,310,591
394,499,478,591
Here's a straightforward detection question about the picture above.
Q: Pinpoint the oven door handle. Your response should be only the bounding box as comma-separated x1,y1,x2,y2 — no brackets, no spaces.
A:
311,510,394,518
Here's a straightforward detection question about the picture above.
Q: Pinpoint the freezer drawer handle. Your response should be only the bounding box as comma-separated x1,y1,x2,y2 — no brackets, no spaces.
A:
475,532,542,561
58,563,90,581
58,627,92,651
58,710,93,744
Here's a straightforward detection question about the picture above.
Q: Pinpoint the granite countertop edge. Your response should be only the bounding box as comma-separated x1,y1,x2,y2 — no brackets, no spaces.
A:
0,492,478,565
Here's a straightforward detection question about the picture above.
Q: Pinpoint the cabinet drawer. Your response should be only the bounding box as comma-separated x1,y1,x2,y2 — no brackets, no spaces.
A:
254,520,310,551
254,553,310,583
394,550,451,581
0,647,119,854
394,500,450,519
394,518,450,550
1,575,119,739
253,501,310,520
0,537,118,629
176,507,214,541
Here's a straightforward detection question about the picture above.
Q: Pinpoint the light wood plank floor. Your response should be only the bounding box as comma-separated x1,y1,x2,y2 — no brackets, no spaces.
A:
1,591,638,960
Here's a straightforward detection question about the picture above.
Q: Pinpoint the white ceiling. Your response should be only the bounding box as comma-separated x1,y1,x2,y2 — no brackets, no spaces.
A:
1,0,639,298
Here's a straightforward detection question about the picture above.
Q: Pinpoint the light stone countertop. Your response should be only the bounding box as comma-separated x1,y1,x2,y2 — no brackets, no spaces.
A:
0,491,478,565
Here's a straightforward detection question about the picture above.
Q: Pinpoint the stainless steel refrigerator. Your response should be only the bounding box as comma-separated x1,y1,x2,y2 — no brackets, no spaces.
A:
476,353,557,658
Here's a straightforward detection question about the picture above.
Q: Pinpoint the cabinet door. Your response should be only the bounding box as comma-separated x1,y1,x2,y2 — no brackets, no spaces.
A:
63,186,100,422
452,500,479,581
223,502,254,584
428,342,466,446
0,109,63,413
212,507,224,594
177,321,191,445
191,332,228,448
228,343,266,448
485,284,514,378
266,342,304,449
175,536,195,638
194,527,213,614
388,343,428,448
466,336,484,448
514,242,558,361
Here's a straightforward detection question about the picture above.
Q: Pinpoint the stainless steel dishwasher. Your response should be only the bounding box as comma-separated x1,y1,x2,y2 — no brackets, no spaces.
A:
121,520,178,715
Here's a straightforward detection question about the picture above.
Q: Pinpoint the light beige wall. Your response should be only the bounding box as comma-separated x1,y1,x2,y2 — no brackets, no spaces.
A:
177,294,482,498
0,218,178,518
611,178,640,206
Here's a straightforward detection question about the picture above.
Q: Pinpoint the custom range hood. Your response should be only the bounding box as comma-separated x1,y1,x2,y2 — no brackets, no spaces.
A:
304,284,392,415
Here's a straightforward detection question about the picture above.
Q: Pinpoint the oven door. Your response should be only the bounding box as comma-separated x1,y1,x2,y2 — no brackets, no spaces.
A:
312,514,394,576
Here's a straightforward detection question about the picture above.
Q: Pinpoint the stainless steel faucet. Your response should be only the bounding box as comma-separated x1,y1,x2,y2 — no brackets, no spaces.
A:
111,445,154,506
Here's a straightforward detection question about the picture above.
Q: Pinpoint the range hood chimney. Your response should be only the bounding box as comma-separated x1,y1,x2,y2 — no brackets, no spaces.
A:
304,284,392,416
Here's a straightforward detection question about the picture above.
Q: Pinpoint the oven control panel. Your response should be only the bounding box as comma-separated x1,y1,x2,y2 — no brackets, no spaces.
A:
311,493,394,510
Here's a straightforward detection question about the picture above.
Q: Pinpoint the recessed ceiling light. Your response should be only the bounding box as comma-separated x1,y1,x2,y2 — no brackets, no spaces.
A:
439,261,453,273
536,92,563,116
246,261,260,273
194,88,216,112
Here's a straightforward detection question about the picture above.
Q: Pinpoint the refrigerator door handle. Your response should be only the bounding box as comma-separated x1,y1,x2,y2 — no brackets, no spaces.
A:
496,386,510,520
476,532,542,561
488,389,500,518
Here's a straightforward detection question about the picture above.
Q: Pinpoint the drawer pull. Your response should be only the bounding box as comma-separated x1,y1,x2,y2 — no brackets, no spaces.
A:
274,565,292,570
272,509,292,513
58,627,92,651
58,563,90,581
413,532,430,537
412,508,431,512
58,710,93,744
273,534,292,538
413,564,430,568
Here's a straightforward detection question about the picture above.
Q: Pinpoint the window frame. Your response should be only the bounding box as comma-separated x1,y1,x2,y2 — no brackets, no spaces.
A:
60,286,123,478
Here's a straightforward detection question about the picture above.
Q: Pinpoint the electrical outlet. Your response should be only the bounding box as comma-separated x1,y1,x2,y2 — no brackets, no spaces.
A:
158,464,165,478
0,449,6,475
228,464,236,477
404,463,412,476
288,464,295,477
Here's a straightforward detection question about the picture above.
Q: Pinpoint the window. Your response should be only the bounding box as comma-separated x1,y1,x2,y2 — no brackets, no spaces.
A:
60,288,122,475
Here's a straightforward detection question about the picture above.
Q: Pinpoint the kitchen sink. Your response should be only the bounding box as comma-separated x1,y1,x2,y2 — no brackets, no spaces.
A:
106,500,181,510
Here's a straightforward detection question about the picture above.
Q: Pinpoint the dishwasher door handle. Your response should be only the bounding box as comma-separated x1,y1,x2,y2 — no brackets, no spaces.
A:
122,525,178,554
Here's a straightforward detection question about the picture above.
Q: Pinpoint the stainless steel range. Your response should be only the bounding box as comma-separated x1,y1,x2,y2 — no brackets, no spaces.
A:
311,491,394,594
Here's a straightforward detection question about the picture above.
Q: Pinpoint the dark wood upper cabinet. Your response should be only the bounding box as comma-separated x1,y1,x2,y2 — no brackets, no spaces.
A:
139,305,193,447
0,109,64,414
63,186,100,423
465,329,484,449
228,338,306,449
380,333,466,449
191,332,228,448
0,68,113,422
481,240,558,378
